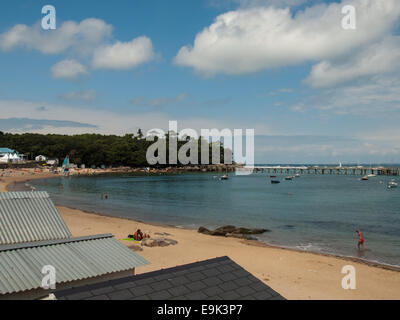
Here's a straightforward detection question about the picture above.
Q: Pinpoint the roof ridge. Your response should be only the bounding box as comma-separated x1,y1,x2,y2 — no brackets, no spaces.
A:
0,234,114,252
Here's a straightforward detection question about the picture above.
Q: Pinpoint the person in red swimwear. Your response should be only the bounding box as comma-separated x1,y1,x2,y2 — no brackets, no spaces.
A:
356,230,365,250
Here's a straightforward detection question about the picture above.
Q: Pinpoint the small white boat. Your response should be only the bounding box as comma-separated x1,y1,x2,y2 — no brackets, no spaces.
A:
361,176,368,181
220,175,229,180
285,176,294,181
367,174,377,178
388,180,398,188
295,174,300,178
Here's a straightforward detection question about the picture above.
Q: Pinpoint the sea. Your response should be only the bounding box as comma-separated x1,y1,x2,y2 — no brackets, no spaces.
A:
27,168,400,267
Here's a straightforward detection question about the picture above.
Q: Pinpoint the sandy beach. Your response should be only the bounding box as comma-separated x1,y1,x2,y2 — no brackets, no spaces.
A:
1,170,400,300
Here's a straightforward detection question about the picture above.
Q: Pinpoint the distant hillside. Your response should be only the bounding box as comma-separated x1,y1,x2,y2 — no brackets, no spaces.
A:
0,132,229,168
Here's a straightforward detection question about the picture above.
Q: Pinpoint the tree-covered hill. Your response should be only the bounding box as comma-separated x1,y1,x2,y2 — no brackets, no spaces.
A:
0,131,229,168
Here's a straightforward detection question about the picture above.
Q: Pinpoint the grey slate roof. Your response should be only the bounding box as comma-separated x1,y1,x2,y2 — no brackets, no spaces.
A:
0,234,149,295
55,256,285,300
0,191,72,245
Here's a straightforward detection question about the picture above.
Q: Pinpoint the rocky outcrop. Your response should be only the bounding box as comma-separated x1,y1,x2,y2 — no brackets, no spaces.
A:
142,237,178,247
198,225,269,237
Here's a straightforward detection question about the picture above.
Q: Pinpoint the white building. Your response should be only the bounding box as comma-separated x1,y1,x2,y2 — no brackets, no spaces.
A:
46,159,59,166
35,155,48,162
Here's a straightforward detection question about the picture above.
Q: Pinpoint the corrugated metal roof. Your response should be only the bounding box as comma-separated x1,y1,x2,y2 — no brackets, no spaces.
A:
0,192,72,245
0,234,149,295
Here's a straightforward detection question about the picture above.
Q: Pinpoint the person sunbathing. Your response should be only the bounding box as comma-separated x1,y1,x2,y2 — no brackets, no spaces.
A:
133,229,150,241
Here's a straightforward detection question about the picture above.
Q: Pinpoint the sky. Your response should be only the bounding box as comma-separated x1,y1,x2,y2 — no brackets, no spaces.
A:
0,0,400,164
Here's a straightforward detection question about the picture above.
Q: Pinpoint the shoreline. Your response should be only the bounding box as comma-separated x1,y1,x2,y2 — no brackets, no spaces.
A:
11,175,400,272
58,205,400,273
4,173,400,271
1,170,400,299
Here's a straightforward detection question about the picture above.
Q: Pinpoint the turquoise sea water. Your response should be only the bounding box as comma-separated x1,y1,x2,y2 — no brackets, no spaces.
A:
30,172,400,267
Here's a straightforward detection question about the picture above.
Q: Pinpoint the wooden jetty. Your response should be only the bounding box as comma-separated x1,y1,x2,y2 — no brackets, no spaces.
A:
249,166,399,176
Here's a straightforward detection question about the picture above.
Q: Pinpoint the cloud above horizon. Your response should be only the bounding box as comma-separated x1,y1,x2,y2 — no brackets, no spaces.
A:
304,36,400,88
92,36,156,70
0,117,97,132
59,89,97,102
0,18,157,77
0,99,257,136
209,0,309,9
175,0,400,83
51,59,89,80
0,18,113,55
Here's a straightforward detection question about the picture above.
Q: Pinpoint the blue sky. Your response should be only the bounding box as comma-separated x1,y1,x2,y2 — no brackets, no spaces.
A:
0,0,400,163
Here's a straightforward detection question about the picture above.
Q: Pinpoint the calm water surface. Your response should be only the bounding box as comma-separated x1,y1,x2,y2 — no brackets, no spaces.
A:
30,173,400,267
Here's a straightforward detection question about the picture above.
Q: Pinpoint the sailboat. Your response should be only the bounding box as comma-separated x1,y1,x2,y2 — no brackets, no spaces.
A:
62,156,70,175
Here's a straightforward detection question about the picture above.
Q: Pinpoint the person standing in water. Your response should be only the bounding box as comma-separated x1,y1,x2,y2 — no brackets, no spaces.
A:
356,230,365,250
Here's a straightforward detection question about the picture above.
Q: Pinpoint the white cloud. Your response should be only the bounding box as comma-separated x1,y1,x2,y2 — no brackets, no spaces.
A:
92,36,155,70
175,0,400,76
0,18,112,55
0,99,262,136
305,37,400,88
239,0,307,7
209,0,308,9
253,135,400,163
289,74,400,116
0,18,157,76
59,89,97,101
51,59,89,80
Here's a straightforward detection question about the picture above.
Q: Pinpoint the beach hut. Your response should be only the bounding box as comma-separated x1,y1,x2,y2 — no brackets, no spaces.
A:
0,192,149,300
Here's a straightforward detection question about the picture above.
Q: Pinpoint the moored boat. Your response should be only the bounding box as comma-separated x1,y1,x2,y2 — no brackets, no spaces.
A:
388,180,398,188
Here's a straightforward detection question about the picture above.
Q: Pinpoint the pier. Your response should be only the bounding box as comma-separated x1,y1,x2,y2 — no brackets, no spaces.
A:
250,166,399,176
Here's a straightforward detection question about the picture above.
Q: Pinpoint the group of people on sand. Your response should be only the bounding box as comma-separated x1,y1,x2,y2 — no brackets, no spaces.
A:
129,229,150,241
